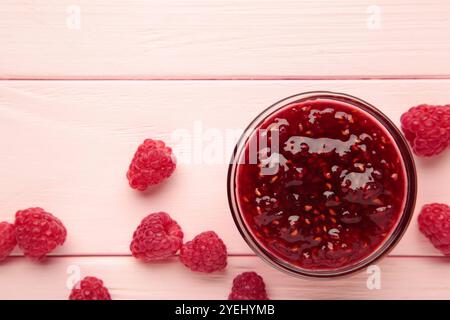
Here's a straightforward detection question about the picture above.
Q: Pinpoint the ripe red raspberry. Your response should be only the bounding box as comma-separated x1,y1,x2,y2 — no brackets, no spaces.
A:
130,212,183,261
14,208,67,260
0,222,16,262
400,104,450,157
228,272,269,300
127,139,176,191
418,203,450,255
69,276,111,300
179,231,227,273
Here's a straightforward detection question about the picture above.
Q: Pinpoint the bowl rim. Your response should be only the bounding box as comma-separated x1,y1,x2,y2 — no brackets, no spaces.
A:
227,91,417,278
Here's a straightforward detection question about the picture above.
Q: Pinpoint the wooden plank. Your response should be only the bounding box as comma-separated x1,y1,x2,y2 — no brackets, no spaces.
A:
1,0,450,78
0,256,449,299
0,80,449,257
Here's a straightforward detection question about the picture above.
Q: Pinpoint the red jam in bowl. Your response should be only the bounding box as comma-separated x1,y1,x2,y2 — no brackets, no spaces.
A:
229,93,416,276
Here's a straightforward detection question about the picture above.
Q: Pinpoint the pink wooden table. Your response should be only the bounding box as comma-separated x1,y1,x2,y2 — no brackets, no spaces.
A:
0,0,450,299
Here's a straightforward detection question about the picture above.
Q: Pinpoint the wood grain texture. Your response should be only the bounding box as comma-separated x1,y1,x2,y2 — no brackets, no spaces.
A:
0,80,449,258
0,256,449,300
1,0,449,301
1,0,450,78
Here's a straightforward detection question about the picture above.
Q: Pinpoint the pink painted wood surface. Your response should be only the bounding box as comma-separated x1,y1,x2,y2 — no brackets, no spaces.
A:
1,0,450,78
1,0,450,300
0,80,448,258
0,256,449,300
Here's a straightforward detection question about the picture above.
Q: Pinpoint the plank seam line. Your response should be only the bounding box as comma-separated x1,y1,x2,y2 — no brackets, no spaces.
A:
8,254,450,259
2,75,450,81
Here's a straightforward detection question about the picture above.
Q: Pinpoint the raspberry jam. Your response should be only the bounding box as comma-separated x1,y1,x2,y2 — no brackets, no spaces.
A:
229,92,416,277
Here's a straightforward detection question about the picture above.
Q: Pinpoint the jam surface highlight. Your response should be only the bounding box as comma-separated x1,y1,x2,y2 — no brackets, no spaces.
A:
236,97,406,270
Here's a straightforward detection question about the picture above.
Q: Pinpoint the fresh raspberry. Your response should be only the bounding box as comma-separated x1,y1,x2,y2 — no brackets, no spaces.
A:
127,139,176,191
418,203,450,255
69,276,111,300
400,104,450,157
180,231,227,273
14,208,67,260
228,272,269,300
130,212,183,261
0,222,16,262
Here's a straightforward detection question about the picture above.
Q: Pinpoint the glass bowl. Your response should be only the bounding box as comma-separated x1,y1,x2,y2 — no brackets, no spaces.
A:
227,91,417,278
